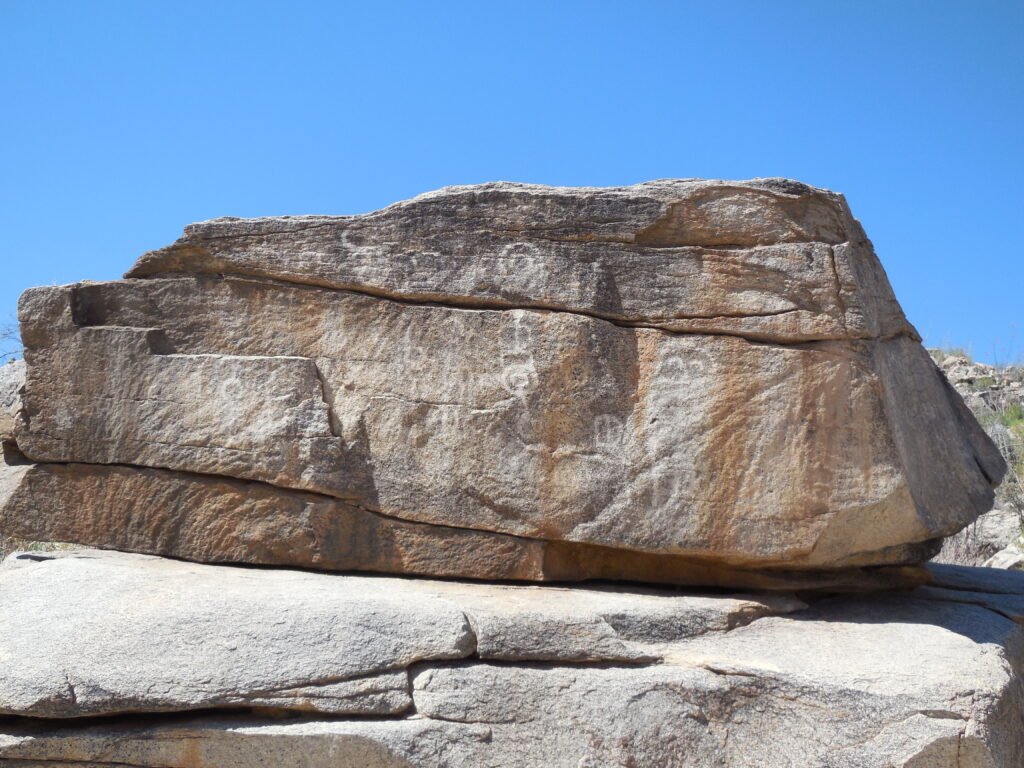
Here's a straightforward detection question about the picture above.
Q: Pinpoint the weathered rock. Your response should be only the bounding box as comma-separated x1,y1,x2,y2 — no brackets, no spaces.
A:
0,550,476,718
0,717,498,768
407,577,805,663
0,359,23,441
0,550,802,718
935,507,1022,567
930,349,1023,563
8,180,1006,582
936,352,994,385
127,180,915,343
0,459,551,582
0,550,1021,767
929,559,1024,593
985,540,1024,570
0,453,933,591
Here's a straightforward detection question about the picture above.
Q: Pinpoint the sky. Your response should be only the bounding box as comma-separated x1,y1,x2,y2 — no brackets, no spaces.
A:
1,1,1022,363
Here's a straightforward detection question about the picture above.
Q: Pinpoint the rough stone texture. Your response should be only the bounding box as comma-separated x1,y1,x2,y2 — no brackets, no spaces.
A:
0,550,476,718
935,506,1022,567
985,540,1024,570
6,180,1006,583
0,459,550,582
127,180,913,343
0,550,802,718
0,359,23,442
930,350,1023,567
0,454,931,591
0,550,1021,767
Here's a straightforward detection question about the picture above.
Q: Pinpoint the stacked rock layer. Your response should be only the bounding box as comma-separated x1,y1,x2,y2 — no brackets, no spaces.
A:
0,180,1020,766
0,179,1005,588
0,550,1022,767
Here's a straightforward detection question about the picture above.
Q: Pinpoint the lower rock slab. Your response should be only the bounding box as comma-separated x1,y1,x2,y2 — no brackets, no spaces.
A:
0,551,1022,766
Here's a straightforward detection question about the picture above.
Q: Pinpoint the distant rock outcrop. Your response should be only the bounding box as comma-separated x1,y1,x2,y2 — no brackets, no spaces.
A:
932,352,1023,566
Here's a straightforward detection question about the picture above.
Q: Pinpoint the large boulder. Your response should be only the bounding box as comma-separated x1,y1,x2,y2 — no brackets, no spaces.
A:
0,550,1021,767
2,180,1006,585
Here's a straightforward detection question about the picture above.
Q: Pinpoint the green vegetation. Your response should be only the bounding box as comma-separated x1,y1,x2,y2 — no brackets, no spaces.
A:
999,403,1024,430
968,393,1024,518
975,402,1023,432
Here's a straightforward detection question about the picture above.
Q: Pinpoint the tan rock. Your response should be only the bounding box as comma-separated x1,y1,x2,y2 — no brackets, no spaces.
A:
0,456,927,590
127,179,912,343
8,180,1006,580
0,459,547,582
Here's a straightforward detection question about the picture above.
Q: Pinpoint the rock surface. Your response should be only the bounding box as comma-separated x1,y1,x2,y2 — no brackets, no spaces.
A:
0,550,802,718
0,459,552,582
931,351,1023,566
0,455,932,590
985,540,1024,570
3,180,1005,584
935,506,1022,567
0,359,23,442
127,180,914,343
0,550,1021,767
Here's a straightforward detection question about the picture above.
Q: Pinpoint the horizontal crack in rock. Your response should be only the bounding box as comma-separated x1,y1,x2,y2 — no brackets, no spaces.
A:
128,269,915,347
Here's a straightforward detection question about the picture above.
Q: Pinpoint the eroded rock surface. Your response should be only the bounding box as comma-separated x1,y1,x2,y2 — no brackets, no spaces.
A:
4,180,1006,584
0,550,476,718
0,460,552,582
0,453,933,591
935,506,1023,567
931,350,1024,566
0,359,23,442
127,180,914,342
0,550,1021,767
0,550,802,718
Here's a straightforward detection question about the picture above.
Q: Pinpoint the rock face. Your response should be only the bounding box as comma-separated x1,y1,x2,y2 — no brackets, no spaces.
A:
0,550,1022,767
1,180,1021,767
935,506,1022,567
126,179,910,343
986,540,1024,570
931,351,1023,566
0,359,23,442
1,180,1006,586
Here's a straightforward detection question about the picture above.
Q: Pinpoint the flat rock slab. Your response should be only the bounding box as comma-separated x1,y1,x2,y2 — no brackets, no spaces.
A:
0,550,473,718
8,180,1005,583
0,550,801,718
0,551,1022,766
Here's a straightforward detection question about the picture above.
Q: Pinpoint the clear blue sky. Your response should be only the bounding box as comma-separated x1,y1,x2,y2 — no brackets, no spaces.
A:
2,1,1021,362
